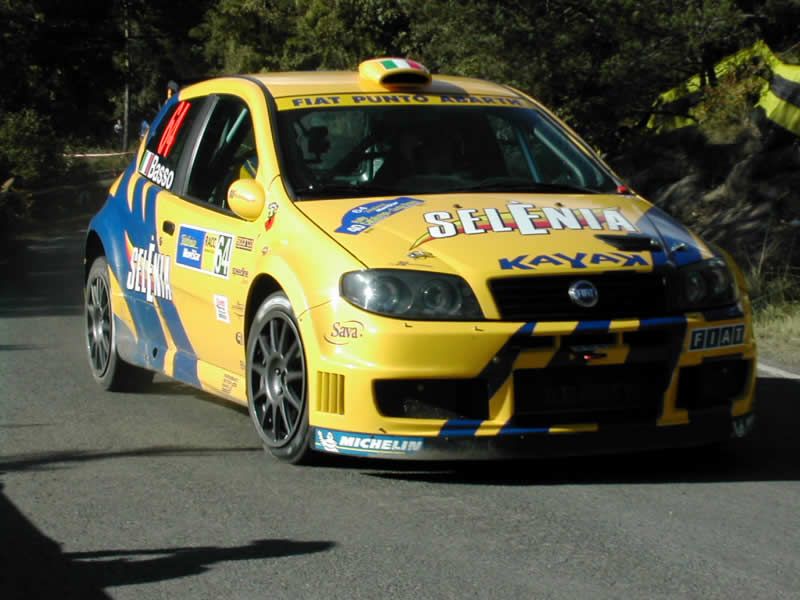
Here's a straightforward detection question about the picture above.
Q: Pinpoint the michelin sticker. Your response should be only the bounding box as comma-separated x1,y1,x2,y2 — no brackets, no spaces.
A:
176,225,234,278
689,324,745,351
314,429,424,457
336,197,423,235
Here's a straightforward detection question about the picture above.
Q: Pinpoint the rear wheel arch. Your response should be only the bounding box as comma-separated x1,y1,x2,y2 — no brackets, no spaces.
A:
84,230,105,282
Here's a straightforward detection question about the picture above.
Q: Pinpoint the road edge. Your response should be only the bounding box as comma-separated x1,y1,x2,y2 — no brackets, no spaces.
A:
757,361,800,380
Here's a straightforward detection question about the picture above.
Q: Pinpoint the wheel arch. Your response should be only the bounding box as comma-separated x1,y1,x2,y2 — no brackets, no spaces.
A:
84,229,106,282
245,274,284,345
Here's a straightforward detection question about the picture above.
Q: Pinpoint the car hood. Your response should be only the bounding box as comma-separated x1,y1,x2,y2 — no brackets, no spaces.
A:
296,193,714,277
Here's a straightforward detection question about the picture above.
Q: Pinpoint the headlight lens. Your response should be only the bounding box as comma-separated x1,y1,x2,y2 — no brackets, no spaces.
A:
341,269,483,320
676,258,738,310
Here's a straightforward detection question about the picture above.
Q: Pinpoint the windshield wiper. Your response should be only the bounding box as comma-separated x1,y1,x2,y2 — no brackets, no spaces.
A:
454,179,602,194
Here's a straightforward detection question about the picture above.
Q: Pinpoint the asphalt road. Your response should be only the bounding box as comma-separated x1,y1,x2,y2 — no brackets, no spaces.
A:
1,208,799,599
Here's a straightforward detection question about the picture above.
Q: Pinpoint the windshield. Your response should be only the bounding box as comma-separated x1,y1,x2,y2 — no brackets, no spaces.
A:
276,97,618,199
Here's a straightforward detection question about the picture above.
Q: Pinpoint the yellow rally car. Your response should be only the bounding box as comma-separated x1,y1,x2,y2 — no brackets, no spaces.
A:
84,58,756,463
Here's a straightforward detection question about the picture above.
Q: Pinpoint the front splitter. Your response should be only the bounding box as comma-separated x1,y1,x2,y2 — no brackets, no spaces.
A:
310,412,755,460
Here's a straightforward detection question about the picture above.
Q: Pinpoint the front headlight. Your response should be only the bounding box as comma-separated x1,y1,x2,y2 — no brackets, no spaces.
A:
340,269,484,320
675,258,738,311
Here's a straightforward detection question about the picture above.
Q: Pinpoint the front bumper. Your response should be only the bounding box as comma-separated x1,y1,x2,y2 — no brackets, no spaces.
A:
311,411,756,460
299,299,757,459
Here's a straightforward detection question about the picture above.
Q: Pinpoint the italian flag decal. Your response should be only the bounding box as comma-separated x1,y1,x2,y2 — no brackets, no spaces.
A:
381,58,424,71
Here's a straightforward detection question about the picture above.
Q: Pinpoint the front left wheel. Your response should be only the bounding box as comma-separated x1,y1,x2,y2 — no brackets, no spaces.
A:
246,292,314,464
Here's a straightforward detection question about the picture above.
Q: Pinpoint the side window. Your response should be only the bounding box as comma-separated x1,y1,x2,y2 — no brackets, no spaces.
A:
185,95,256,209
139,99,202,191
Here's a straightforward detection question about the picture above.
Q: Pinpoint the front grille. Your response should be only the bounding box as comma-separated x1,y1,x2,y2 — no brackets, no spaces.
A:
513,364,667,425
374,378,489,420
489,272,669,321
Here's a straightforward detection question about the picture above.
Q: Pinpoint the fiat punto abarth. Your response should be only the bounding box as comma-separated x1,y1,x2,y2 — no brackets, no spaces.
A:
84,58,756,463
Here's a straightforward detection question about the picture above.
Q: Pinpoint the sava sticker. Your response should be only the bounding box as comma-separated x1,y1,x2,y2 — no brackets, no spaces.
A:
175,225,234,279
314,429,424,457
336,197,423,235
499,251,648,270
126,240,172,303
139,150,175,189
689,324,745,351
412,204,637,249
324,320,364,345
214,295,230,323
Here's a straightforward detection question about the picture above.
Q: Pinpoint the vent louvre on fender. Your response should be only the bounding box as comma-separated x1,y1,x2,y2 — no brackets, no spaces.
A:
489,272,670,321
317,372,345,415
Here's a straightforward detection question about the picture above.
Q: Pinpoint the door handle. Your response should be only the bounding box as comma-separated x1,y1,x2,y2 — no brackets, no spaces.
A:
162,221,175,235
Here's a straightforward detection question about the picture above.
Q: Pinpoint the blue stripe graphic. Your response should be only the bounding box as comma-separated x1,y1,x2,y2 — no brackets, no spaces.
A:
639,316,687,329
439,420,484,437
498,424,550,435
574,320,611,334
636,206,704,267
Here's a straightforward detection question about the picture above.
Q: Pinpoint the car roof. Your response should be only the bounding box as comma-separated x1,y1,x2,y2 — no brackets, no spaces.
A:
245,71,520,99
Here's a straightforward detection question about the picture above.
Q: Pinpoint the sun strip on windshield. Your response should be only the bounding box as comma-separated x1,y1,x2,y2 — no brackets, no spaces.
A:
275,93,533,111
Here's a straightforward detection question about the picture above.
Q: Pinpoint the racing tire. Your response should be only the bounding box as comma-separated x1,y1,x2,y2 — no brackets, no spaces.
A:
247,292,314,464
85,256,153,391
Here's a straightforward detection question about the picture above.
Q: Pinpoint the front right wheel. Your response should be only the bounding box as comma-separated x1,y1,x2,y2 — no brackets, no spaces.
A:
246,292,314,464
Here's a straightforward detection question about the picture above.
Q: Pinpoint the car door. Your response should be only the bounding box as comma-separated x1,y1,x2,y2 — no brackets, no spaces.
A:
155,93,263,399
119,94,209,377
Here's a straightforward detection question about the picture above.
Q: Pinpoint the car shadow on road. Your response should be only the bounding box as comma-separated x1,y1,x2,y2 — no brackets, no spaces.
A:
0,482,334,599
352,376,800,485
132,378,251,416
0,445,261,474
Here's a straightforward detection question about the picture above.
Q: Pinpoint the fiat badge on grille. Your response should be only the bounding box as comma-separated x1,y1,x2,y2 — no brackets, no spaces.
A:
568,280,599,308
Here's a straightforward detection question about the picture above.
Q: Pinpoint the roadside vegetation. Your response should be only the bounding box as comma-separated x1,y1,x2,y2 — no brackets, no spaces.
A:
1,0,798,359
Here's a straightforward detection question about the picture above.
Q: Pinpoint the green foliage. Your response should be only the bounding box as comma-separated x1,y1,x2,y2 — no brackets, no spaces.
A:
691,62,770,143
0,0,798,169
399,0,757,146
0,109,63,186
191,0,294,73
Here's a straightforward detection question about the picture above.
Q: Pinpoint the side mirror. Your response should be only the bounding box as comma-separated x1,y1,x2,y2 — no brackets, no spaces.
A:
227,179,265,221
